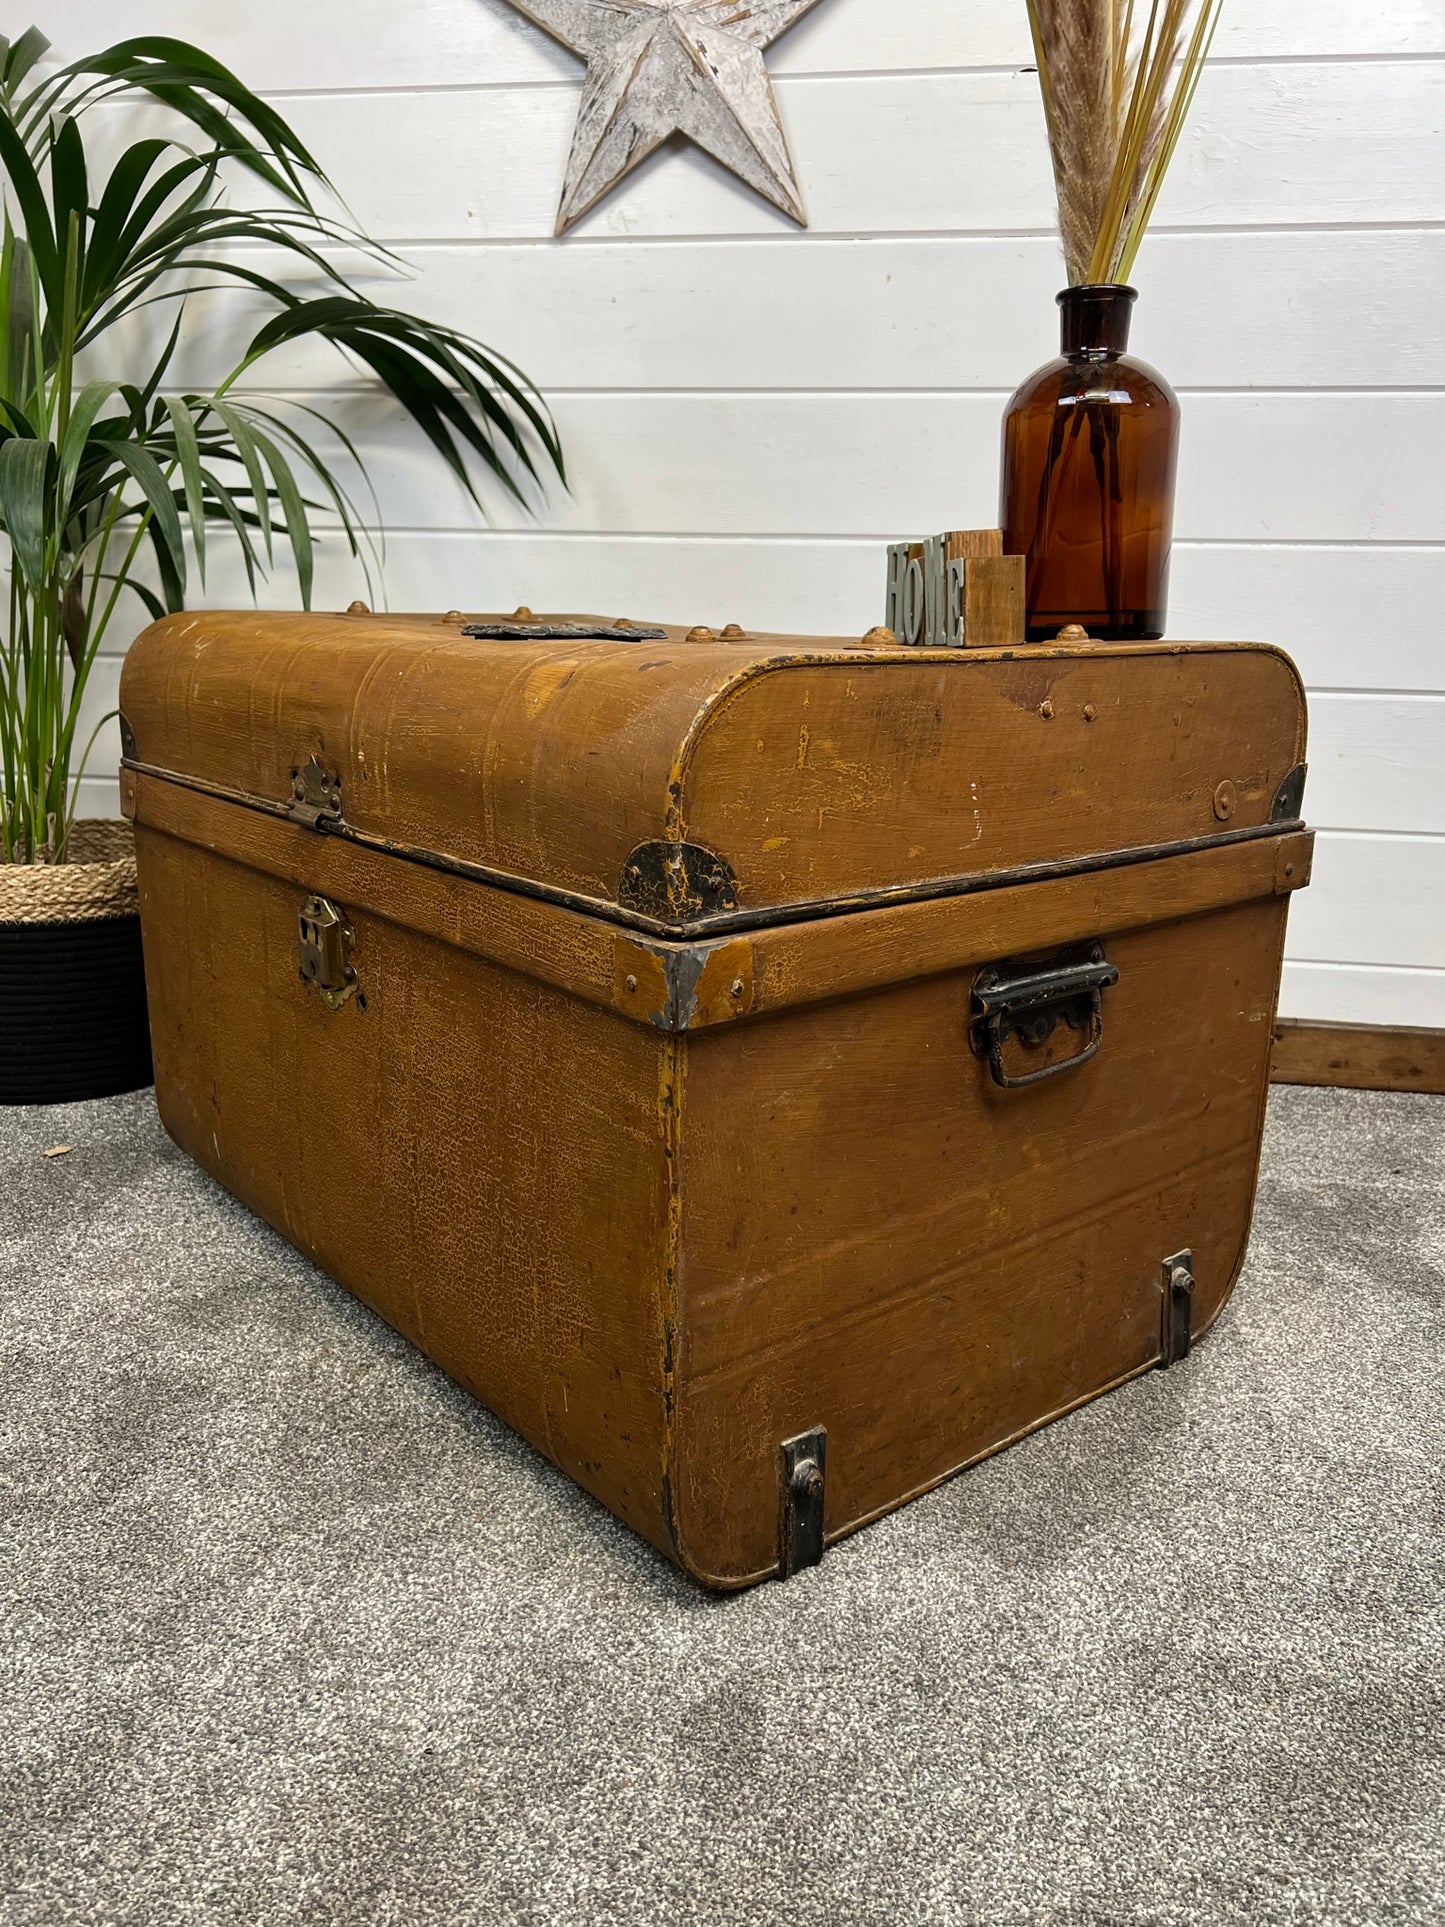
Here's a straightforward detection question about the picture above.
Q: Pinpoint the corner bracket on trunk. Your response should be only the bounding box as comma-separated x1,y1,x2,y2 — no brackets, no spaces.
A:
1160,1249,1196,1367
614,934,754,1032
779,1427,827,1579
619,840,738,923
1271,763,1307,823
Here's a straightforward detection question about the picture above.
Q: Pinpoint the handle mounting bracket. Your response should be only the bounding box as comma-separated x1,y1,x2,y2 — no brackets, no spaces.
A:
971,943,1120,1089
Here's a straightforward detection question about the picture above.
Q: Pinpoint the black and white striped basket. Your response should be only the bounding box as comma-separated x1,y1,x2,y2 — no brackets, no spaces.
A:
0,821,153,1105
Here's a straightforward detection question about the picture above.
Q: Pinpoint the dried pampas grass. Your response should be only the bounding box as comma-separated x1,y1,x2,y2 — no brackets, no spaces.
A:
1026,0,1223,285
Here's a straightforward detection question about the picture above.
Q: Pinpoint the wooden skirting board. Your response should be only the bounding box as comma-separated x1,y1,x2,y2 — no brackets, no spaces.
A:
1271,1020,1445,1095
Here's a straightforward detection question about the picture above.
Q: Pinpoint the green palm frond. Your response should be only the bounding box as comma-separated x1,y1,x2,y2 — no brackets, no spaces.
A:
0,26,565,862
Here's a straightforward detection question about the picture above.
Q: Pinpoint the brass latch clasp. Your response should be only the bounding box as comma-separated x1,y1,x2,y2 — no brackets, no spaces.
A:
287,754,344,832
298,895,358,1010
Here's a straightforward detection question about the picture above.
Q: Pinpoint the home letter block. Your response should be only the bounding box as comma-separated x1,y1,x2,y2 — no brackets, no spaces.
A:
885,530,1025,648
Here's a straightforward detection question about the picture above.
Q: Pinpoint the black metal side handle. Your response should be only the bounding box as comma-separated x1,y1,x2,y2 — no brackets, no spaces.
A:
971,944,1120,1090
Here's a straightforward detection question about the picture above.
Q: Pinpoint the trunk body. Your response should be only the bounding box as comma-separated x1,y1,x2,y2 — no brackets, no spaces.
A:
1001,285,1180,644
120,612,1309,1588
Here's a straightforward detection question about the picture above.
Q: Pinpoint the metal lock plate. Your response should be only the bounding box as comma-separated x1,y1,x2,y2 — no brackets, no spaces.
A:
297,895,358,1009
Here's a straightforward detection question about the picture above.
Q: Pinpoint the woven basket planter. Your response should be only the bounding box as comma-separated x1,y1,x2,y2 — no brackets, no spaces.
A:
0,820,153,1105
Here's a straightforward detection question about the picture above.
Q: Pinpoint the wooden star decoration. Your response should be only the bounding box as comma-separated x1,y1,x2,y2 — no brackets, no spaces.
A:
503,1,827,234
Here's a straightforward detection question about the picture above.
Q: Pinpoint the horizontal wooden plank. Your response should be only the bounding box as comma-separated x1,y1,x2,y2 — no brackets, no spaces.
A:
1285,831,1445,973
1161,547,1445,695
217,391,1444,544
49,0,1445,94
69,660,126,815
1270,1018,1445,1093
219,63,1445,241
1280,961,1445,1029
85,537,1445,697
74,774,122,820
102,228,1445,397
1304,696,1445,836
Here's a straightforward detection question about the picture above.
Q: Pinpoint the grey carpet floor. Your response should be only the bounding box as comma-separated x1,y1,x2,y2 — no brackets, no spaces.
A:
0,1085,1441,1927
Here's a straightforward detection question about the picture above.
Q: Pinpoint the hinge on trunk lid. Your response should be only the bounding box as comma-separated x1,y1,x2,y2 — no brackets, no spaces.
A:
287,754,344,832
1160,1250,1196,1367
779,1428,827,1579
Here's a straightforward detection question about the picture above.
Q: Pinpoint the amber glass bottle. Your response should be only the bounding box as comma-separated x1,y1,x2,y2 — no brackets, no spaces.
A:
1000,284,1179,642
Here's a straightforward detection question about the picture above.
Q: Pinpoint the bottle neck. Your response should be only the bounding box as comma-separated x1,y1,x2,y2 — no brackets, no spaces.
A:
1058,283,1137,360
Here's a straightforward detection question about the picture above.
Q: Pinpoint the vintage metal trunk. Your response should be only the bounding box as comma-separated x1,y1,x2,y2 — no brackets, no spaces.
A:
119,611,1312,1588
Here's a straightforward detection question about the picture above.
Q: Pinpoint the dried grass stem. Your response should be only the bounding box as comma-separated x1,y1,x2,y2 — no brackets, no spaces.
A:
1025,0,1223,286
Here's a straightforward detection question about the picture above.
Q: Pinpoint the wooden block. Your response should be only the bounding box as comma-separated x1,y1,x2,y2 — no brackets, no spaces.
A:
944,528,1004,565
944,531,1010,647
961,553,1026,648
886,530,1019,646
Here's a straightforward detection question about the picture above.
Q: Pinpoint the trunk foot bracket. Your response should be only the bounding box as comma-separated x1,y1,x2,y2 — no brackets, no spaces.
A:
779,1427,827,1578
1161,1250,1196,1367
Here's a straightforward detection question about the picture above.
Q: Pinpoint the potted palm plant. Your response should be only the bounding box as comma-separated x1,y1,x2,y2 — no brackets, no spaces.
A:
0,28,563,1104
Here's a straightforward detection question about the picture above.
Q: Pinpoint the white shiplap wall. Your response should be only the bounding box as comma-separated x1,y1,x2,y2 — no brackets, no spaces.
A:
55,0,1445,1026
